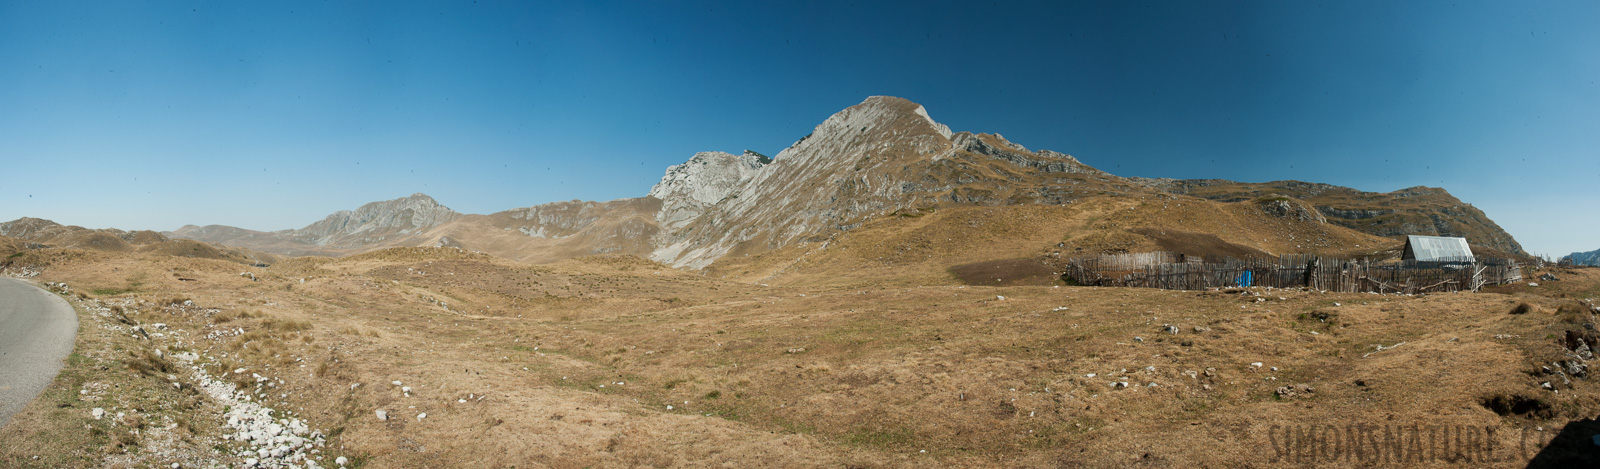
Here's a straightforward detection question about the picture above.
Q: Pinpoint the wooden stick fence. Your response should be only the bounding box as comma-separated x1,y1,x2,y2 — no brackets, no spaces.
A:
1064,251,1522,294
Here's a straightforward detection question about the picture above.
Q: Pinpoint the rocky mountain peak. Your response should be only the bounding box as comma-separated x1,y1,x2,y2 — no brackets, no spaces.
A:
293,193,460,246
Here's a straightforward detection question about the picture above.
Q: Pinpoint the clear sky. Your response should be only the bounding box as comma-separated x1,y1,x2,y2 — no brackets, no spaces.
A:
1,1,1595,257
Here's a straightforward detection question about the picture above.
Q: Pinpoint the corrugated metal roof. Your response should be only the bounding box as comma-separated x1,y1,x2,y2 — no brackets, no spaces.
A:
1404,235,1475,262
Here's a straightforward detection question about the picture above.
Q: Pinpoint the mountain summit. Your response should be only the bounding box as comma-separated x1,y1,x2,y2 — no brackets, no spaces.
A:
646,95,1131,268
292,193,459,247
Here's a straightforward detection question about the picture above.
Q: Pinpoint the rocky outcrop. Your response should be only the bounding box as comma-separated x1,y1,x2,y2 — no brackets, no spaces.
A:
952,133,1094,174
1256,197,1326,224
648,151,771,230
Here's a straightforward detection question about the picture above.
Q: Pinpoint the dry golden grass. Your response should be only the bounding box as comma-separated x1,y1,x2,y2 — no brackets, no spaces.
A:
0,286,228,468
8,241,1600,467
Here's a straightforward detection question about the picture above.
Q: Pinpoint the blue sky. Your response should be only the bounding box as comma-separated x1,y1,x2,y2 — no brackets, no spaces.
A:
0,1,1595,257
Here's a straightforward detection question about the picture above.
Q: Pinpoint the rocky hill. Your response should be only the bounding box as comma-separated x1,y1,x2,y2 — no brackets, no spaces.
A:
1128,178,1527,256
169,193,460,257
161,96,1525,271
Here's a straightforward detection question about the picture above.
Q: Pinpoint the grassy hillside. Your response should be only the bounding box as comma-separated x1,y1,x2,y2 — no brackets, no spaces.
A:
706,194,1398,288
1132,179,1527,257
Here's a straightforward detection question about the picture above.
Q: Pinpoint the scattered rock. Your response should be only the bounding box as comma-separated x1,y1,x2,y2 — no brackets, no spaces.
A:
375,410,388,421
91,408,105,420
1276,384,1315,398
1559,360,1588,379
1249,362,1263,368
1539,273,1559,282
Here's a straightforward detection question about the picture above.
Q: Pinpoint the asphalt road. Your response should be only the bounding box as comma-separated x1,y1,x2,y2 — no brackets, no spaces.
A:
0,278,77,428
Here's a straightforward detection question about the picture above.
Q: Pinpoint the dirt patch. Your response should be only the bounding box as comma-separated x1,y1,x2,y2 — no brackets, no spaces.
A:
1479,393,1555,419
947,258,1059,286
1129,228,1270,259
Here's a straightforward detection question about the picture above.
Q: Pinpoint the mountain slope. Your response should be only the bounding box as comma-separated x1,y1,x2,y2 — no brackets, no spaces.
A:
1129,178,1526,256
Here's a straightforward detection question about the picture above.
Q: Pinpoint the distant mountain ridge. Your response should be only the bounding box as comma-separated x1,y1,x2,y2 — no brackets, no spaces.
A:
0,217,270,263
1567,249,1600,266
169,193,460,257
152,96,1527,268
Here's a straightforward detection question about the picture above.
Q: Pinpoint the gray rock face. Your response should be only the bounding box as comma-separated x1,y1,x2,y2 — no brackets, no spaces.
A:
648,151,771,230
952,133,1090,174
293,193,460,246
1315,207,1394,220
